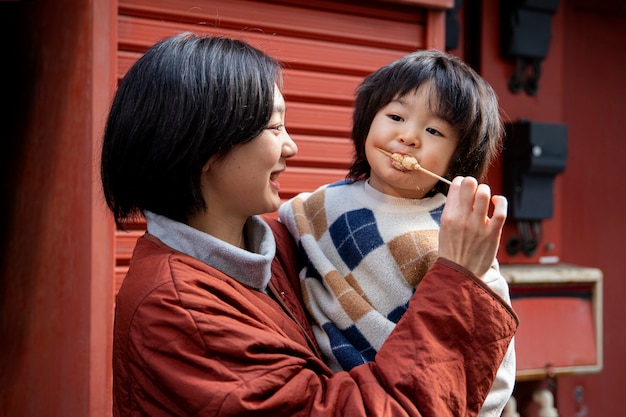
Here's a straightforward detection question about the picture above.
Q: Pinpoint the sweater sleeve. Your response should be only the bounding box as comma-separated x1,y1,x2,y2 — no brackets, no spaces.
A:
476,262,517,417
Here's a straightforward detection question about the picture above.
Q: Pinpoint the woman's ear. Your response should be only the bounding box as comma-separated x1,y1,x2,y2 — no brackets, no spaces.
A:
203,154,220,173
203,150,225,173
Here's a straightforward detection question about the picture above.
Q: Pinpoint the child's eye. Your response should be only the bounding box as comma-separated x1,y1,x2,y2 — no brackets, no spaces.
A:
388,114,404,122
426,127,443,137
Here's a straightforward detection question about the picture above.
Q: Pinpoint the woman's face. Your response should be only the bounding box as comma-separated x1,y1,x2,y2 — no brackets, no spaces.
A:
202,87,298,221
365,83,459,199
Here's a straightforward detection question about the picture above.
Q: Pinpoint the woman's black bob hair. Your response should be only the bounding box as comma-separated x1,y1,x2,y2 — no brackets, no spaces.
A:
347,49,503,195
101,32,282,229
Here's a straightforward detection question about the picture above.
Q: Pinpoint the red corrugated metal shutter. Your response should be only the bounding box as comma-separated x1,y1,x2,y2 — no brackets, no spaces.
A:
114,0,449,292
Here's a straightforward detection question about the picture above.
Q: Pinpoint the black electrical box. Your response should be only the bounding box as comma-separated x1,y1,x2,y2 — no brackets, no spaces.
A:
503,121,568,220
501,0,560,60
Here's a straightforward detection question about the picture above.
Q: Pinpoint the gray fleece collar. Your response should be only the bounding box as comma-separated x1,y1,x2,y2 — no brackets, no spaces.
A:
144,211,275,291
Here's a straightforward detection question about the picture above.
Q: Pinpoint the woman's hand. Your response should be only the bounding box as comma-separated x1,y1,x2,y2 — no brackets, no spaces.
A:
438,176,507,277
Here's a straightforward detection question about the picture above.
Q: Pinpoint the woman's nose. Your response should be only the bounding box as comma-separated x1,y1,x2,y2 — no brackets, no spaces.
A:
282,129,298,158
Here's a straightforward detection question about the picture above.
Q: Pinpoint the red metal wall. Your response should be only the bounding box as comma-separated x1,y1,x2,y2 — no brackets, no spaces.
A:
463,0,626,415
0,0,116,415
558,2,626,415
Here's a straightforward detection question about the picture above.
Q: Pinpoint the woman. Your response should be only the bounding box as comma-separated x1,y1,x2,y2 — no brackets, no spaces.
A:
101,32,517,417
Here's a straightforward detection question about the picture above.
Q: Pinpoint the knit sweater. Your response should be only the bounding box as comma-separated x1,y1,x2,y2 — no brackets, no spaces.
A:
278,179,516,417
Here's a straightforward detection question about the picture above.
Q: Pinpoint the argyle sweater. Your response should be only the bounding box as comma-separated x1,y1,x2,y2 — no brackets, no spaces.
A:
279,179,516,417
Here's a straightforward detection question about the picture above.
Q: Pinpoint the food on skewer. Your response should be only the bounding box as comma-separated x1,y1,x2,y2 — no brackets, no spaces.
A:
375,147,452,185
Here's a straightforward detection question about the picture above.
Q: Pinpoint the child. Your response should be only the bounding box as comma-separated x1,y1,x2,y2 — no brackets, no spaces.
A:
279,49,516,416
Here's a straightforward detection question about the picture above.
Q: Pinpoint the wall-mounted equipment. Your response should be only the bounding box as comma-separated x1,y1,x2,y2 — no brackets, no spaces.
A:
503,120,567,256
445,0,462,50
500,0,560,96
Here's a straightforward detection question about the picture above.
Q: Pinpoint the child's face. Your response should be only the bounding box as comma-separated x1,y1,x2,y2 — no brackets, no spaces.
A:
201,87,298,221
365,83,459,199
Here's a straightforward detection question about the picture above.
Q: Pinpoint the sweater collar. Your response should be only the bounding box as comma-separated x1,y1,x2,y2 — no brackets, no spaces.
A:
359,180,447,212
144,211,275,291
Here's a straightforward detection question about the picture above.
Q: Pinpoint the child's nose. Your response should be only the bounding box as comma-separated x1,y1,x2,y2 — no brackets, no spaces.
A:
399,129,421,147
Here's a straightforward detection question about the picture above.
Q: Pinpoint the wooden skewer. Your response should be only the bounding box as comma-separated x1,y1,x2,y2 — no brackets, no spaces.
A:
375,147,452,185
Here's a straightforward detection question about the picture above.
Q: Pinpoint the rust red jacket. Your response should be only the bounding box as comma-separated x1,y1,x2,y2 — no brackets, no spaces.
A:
113,217,518,416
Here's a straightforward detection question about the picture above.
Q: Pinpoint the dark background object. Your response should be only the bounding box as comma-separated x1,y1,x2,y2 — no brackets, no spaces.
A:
445,0,462,50
503,120,568,221
500,0,560,95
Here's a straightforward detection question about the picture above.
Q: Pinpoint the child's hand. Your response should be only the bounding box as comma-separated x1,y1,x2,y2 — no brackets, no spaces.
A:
438,176,507,277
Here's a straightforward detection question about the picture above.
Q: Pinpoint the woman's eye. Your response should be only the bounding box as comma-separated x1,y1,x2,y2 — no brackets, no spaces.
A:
267,124,284,133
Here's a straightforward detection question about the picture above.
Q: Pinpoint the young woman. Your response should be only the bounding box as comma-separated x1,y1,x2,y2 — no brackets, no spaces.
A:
101,33,517,417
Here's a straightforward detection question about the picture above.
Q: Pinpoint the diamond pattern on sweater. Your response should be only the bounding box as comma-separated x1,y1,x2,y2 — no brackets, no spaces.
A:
329,208,384,270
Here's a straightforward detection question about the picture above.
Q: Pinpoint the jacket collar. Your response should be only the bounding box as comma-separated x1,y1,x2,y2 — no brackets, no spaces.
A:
144,211,275,291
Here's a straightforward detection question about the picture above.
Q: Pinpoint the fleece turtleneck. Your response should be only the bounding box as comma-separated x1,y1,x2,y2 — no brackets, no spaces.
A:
144,211,275,291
